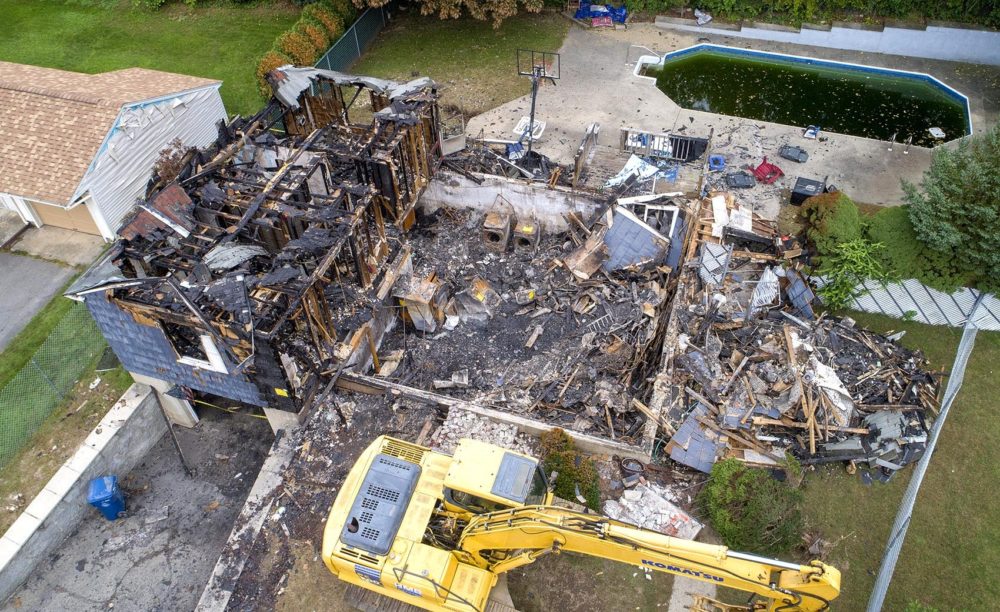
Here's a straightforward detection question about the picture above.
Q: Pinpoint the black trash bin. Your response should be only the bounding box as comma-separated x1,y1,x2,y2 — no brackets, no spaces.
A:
791,177,825,205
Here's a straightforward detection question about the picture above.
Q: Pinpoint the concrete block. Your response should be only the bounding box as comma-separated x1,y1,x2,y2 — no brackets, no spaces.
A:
263,407,303,435
3,513,40,546
66,443,101,474
0,538,20,571
84,417,122,452
22,488,63,523
43,465,82,498
129,373,197,428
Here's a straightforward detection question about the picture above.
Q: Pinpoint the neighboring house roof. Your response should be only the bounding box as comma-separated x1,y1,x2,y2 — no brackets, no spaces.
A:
0,62,220,205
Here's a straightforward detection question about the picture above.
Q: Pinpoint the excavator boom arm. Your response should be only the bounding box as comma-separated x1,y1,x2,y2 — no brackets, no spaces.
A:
457,506,839,612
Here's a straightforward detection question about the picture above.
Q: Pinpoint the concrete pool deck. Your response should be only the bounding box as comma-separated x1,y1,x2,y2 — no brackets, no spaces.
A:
468,23,1000,218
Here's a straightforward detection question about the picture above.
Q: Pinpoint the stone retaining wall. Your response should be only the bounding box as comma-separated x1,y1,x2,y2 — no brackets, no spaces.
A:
655,16,1000,66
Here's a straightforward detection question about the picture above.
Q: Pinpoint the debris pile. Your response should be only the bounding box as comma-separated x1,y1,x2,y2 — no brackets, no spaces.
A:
663,195,939,482
373,199,692,443
429,409,537,456
603,483,702,540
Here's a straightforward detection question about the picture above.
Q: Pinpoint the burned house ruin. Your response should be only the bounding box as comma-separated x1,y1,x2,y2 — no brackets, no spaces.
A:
67,69,441,427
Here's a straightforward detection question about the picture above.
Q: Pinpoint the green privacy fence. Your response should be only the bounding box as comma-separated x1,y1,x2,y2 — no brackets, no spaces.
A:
0,302,106,469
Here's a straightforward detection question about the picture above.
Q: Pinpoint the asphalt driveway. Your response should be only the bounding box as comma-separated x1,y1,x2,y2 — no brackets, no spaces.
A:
0,253,73,352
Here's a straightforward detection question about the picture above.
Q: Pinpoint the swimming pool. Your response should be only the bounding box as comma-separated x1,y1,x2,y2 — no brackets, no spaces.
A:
637,45,972,146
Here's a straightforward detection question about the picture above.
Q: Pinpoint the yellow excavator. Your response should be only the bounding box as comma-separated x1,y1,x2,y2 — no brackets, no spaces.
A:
322,436,840,611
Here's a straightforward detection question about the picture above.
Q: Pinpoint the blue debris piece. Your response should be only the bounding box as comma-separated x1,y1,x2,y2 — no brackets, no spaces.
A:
785,269,816,319
574,2,628,23
602,209,669,271
668,404,721,473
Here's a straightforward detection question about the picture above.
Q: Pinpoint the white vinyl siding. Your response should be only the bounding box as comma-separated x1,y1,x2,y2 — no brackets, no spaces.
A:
79,86,227,240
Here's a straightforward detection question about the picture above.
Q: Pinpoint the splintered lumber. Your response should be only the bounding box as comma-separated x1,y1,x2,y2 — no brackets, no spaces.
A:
684,386,718,412
631,398,673,436
751,417,869,435
525,325,544,349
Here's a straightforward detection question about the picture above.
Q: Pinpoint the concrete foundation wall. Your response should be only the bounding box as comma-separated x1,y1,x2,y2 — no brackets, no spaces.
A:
420,171,601,230
0,384,167,603
196,428,301,612
654,17,1000,66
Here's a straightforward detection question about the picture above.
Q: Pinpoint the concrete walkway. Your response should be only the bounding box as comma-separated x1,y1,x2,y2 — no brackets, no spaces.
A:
7,227,105,268
467,23,998,218
0,253,73,352
667,575,717,612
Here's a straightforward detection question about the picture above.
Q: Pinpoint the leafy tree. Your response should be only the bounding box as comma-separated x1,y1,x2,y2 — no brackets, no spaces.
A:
698,459,803,556
816,238,887,310
352,0,542,27
904,123,1000,293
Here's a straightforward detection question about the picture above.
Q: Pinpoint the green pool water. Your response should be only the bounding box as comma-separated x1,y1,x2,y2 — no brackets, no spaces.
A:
652,50,969,146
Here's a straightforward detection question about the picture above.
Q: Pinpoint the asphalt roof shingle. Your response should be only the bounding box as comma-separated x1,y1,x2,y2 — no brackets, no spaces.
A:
0,62,219,205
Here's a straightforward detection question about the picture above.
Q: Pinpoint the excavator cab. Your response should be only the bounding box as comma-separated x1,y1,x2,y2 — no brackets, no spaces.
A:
441,438,551,514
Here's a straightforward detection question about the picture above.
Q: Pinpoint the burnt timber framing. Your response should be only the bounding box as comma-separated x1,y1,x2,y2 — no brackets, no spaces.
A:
70,69,441,418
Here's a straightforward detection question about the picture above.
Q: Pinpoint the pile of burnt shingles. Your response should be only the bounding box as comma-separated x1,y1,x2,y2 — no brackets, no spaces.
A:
663,197,939,483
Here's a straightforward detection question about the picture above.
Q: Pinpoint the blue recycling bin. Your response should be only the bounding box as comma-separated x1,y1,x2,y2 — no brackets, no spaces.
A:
87,476,126,521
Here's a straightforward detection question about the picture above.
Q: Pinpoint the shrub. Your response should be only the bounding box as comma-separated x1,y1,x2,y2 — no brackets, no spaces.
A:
800,192,862,257
698,459,803,556
317,0,358,23
624,0,686,14
864,206,974,292
298,19,331,51
256,49,293,96
538,429,601,511
277,29,320,65
816,238,886,310
303,4,345,39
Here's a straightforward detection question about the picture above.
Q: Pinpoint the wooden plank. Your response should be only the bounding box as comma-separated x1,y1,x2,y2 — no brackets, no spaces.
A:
751,417,869,435
339,372,650,460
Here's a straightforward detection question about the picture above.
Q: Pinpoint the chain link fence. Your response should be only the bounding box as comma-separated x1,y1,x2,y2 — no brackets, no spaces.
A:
867,295,982,611
315,3,394,72
0,302,106,469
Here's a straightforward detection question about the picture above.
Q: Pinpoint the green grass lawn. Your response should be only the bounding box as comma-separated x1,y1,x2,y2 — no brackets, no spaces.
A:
353,10,570,116
800,313,1000,610
0,0,300,116
0,280,76,389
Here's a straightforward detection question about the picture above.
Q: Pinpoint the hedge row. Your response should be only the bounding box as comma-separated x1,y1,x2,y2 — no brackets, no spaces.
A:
255,0,357,96
622,0,998,27
801,193,975,293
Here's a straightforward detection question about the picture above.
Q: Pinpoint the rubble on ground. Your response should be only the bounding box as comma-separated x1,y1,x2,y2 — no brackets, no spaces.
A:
429,409,537,456
603,482,702,540
661,195,939,483
371,199,692,443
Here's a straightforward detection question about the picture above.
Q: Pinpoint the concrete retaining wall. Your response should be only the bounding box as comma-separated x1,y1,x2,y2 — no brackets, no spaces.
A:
419,171,601,230
0,384,166,602
655,17,1000,66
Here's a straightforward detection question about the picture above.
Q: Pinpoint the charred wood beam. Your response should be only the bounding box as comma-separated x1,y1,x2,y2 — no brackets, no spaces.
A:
219,128,327,244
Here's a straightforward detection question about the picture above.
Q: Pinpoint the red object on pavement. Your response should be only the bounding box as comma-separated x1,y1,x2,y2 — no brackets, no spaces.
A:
752,157,784,184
